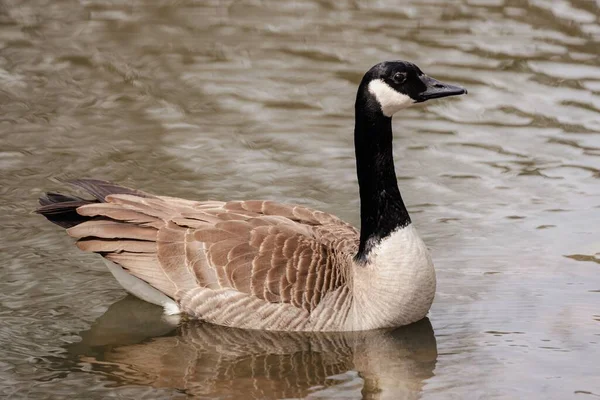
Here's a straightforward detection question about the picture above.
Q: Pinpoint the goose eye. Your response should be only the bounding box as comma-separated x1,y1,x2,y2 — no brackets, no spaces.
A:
393,72,407,83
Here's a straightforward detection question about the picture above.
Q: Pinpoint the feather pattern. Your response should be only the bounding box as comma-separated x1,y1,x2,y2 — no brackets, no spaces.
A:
36,178,435,331
39,180,370,330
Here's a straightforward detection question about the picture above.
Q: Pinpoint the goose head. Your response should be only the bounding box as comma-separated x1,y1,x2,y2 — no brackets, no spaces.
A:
359,60,467,117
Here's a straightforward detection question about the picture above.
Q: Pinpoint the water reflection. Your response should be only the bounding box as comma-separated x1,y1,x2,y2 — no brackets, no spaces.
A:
63,296,437,399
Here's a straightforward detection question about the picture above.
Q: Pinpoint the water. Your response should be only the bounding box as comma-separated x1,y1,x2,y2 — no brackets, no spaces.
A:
0,0,599,398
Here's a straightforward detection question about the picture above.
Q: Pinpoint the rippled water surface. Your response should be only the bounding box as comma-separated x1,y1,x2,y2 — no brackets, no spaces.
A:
1,0,599,398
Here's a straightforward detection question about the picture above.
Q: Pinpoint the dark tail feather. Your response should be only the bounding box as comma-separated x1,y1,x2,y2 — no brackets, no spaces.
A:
66,179,150,202
36,179,152,229
36,194,97,229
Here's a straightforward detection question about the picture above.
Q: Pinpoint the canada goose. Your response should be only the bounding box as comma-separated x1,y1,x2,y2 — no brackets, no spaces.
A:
37,60,466,331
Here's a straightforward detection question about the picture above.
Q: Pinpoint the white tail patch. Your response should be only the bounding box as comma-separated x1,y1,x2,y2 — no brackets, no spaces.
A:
163,302,181,316
368,79,415,117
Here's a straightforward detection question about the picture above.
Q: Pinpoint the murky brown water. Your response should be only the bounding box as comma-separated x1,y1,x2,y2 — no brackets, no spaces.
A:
1,0,599,398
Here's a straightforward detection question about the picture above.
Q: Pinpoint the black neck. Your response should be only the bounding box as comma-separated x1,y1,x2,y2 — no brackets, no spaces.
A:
354,86,411,263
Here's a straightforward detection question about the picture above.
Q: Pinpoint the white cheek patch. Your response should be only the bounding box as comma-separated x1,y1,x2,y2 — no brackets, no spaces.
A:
368,79,415,117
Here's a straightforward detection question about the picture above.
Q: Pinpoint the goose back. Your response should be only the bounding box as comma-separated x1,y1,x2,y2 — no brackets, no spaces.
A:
40,180,361,331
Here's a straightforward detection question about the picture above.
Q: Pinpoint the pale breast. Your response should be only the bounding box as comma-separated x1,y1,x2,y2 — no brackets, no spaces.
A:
347,224,436,330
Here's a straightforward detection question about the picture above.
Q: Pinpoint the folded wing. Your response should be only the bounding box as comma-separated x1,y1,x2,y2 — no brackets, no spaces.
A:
40,180,359,324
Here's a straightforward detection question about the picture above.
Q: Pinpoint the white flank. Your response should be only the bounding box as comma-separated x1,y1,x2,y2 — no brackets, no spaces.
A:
368,79,415,117
103,260,180,316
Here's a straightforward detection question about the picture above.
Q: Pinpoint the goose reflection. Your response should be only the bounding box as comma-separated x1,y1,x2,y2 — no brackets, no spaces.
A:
66,296,438,399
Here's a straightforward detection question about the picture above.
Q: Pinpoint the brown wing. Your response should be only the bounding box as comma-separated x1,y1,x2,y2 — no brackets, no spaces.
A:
70,194,359,313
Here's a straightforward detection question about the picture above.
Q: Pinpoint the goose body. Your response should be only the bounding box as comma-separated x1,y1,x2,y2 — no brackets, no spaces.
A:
37,61,466,331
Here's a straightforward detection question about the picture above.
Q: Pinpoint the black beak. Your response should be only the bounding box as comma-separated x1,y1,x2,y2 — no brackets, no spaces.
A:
416,75,467,102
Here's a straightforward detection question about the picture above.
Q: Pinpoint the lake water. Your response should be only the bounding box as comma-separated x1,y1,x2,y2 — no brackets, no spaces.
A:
0,0,599,398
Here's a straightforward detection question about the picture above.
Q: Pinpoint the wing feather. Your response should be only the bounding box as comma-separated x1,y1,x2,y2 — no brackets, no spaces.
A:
65,191,357,317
